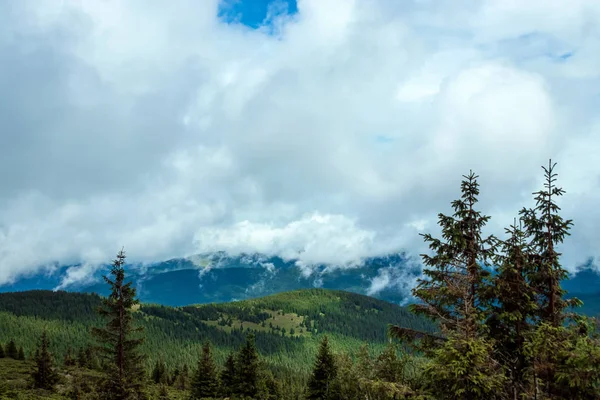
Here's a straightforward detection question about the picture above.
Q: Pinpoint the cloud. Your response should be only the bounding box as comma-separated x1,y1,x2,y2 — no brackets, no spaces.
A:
54,262,101,291
366,257,421,303
1,0,600,287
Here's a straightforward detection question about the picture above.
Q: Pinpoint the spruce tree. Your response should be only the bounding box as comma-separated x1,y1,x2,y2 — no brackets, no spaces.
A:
91,248,146,400
151,359,168,385
487,218,537,399
518,161,581,398
307,336,338,400
235,333,261,398
17,346,25,360
519,160,577,326
219,352,236,397
31,330,59,390
0,343,5,358
410,171,497,338
5,339,18,359
190,341,219,399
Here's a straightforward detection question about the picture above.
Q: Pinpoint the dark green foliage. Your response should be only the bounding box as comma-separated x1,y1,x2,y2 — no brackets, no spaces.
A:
422,334,505,400
92,249,146,400
173,364,189,391
17,346,25,360
519,160,577,327
219,352,235,397
64,347,75,367
151,360,169,385
157,384,169,400
306,336,337,400
410,171,497,338
373,344,404,383
31,329,59,390
487,218,537,399
0,342,4,358
389,161,600,400
190,341,219,399
234,333,261,398
6,339,18,359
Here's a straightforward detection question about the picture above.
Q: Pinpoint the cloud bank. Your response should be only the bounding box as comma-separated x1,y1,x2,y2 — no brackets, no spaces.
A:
1,0,600,287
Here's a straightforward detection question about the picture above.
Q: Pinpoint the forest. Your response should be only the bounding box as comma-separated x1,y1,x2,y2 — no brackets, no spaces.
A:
1,160,599,399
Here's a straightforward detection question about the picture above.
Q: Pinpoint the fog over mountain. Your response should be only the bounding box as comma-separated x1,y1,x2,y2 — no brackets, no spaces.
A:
1,0,599,289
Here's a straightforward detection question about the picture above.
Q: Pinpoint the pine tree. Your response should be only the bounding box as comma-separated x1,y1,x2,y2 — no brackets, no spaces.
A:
307,336,338,400
235,333,261,398
174,364,189,391
190,341,219,399
17,346,25,360
487,218,537,399
219,352,236,397
5,339,18,359
31,330,59,390
91,248,146,400
410,171,497,339
151,359,168,385
0,343,5,358
519,160,577,326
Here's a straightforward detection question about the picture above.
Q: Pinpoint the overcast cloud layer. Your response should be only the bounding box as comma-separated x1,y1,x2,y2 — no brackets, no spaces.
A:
1,0,599,286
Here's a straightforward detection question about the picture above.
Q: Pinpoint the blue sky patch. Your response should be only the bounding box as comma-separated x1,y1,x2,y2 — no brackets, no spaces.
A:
218,0,298,29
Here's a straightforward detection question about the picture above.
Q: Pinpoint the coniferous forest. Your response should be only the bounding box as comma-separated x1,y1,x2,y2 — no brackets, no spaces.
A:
1,161,599,399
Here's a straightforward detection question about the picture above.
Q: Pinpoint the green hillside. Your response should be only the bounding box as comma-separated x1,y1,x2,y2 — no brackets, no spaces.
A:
0,289,432,375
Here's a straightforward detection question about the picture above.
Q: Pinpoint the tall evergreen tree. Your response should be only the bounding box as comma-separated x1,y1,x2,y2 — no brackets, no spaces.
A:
519,160,577,326
5,339,18,359
518,161,581,398
307,336,338,400
235,333,261,398
31,330,59,390
0,343,5,358
219,352,236,397
17,346,25,361
190,341,219,399
234,333,260,397
92,248,146,400
410,171,497,338
487,218,537,399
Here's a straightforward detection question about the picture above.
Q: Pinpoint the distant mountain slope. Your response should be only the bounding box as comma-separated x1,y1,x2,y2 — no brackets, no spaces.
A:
0,288,435,376
2,252,598,316
0,252,419,306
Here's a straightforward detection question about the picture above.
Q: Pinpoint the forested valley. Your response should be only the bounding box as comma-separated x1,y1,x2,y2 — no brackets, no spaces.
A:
1,161,599,399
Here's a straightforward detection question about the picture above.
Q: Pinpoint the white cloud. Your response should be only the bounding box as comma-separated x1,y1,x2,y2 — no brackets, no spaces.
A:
366,262,421,305
1,0,600,287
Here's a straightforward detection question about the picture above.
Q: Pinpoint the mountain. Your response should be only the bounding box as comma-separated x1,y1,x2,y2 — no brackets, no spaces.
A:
0,288,435,375
2,252,599,316
0,252,419,306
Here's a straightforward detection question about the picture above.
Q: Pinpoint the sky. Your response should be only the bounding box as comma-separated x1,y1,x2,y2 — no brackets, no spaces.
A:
0,0,599,287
